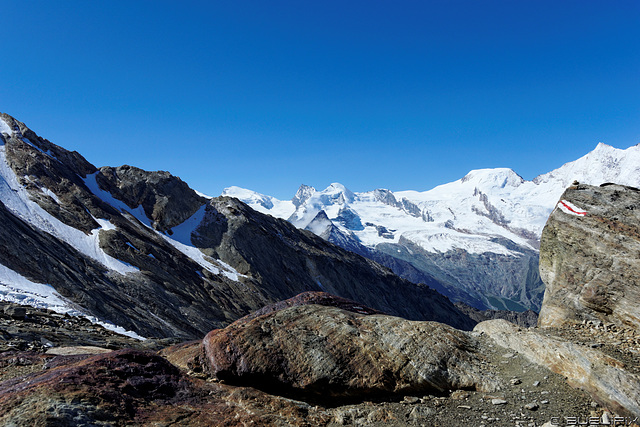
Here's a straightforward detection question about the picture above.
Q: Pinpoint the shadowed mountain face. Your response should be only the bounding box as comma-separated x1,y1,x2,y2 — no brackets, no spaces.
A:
0,113,473,338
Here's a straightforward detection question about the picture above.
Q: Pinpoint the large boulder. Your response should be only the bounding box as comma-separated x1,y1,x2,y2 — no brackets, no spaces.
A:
538,183,640,331
202,300,498,401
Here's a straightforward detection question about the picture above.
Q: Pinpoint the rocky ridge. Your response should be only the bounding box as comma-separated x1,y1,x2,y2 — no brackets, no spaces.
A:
0,112,473,339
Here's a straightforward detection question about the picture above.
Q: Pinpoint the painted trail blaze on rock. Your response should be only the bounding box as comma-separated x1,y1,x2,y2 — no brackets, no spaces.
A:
557,200,588,216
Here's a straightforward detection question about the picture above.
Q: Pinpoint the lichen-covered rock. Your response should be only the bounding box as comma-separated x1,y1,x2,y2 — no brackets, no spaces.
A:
202,303,498,401
538,184,640,331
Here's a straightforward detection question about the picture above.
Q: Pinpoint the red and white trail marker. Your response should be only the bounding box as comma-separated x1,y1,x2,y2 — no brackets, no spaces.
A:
557,200,588,217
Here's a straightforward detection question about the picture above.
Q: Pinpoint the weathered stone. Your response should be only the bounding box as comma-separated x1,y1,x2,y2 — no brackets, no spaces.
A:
538,184,640,331
203,304,499,400
0,348,330,426
475,319,640,417
3,306,26,320
96,164,206,232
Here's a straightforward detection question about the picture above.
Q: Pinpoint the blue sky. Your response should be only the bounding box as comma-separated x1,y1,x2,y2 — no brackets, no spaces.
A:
1,1,639,199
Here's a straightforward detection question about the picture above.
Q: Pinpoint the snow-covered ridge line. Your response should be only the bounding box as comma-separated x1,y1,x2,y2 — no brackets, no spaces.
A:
224,143,640,257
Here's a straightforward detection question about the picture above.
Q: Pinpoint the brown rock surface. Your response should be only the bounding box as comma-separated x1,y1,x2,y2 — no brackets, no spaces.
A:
202,303,499,401
538,183,640,331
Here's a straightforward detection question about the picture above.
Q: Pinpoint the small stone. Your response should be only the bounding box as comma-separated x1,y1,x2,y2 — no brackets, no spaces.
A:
403,396,419,404
510,378,522,385
457,405,472,409
590,401,599,408
541,400,549,404
3,306,27,320
524,403,539,411
491,399,507,405
450,390,470,400
502,352,515,358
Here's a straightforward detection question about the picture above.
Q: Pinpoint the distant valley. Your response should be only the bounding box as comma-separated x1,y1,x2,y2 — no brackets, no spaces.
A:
225,143,640,311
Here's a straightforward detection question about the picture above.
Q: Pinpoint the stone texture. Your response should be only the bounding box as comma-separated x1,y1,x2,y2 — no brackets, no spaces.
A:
538,183,640,331
0,349,330,426
455,302,539,328
202,303,499,401
475,319,640,417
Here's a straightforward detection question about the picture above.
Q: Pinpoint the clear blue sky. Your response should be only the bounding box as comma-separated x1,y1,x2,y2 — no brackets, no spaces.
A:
2,1,639,199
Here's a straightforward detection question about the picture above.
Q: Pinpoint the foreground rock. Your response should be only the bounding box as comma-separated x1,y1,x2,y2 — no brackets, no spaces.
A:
0,293,603,426
538,183,640,331
475,319,640,417
203,302,499,401
0,349,330,426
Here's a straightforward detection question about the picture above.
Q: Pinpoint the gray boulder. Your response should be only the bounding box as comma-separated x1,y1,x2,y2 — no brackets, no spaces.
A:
538,183,640,331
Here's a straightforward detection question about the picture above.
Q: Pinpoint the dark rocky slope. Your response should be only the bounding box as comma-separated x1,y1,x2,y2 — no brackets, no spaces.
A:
0,113,473,338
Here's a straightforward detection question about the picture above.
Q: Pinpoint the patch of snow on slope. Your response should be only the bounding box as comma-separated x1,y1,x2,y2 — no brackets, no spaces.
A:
84,172,152,227
0,262,144,340
0,118,13,136
0,147,138,274
163,205,245,281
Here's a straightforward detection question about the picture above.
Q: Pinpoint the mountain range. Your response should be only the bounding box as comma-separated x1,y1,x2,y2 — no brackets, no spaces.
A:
224,142,640,311
0,112,473,339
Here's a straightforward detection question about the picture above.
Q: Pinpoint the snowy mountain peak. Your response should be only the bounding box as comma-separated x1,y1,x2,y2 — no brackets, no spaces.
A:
292,184,316,207
222,186,274,209
533,143,640,188
460,168,524,189
322,182,355,204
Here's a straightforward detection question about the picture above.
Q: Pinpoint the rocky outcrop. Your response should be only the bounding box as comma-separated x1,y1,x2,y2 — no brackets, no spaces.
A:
538,183,640,331
0,348,332,426
202,301,498,401
0,294,606,426
475,319,640,417
96,165,206,232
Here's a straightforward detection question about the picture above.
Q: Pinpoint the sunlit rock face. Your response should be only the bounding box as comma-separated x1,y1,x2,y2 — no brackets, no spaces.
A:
538,183,640,331
202,293,498,401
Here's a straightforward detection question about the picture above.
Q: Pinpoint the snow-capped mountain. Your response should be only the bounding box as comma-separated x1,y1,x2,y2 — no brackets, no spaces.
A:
224,142,640,311
0,113,474,337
